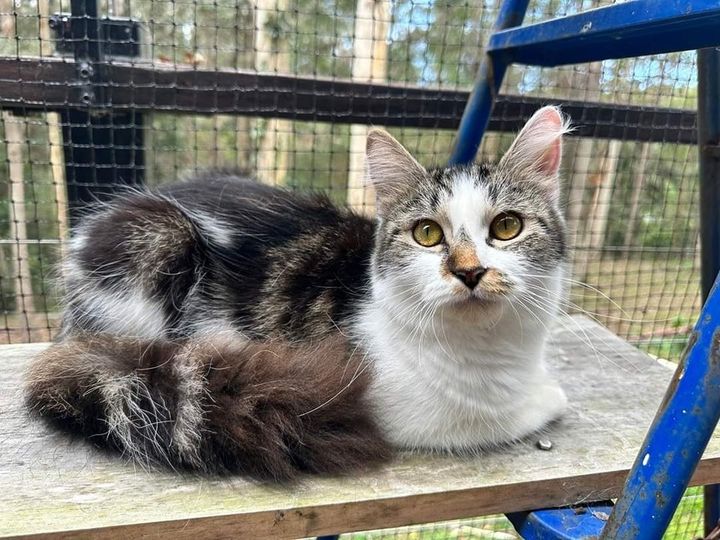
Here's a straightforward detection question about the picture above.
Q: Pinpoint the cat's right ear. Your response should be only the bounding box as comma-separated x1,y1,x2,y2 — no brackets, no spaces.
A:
366,129,426,214
498,106,570,198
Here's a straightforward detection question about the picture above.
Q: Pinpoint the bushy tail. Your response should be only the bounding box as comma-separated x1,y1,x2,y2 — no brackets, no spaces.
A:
25,334,390,480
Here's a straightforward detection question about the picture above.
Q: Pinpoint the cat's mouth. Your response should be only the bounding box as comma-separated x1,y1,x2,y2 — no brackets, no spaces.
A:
445,293,506,322
450,291,504,307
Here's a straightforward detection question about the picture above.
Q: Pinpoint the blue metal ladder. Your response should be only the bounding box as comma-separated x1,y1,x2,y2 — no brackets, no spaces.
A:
449,1,720,538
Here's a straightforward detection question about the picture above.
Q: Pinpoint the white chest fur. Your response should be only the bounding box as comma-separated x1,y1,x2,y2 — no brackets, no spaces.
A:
355,292,568,451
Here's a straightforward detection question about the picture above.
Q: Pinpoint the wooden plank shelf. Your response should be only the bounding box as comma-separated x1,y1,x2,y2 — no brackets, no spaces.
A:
1,315,717,539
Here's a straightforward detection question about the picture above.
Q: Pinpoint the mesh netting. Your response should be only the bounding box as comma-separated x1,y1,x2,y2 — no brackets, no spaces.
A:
0,0,705,537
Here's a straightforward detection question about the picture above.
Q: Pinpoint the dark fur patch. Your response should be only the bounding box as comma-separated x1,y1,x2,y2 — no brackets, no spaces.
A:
61,176,375,340
79,195,198,290
25,335,391,480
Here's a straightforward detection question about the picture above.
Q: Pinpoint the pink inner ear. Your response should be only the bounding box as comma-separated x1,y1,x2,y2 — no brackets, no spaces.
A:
540,137,562,175
536,108,563,175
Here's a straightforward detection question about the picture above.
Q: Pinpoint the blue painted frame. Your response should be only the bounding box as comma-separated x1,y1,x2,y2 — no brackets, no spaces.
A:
488,0,720,67
448,0,530,165
449,0,720,165
600,278,720,537
697,44,720,537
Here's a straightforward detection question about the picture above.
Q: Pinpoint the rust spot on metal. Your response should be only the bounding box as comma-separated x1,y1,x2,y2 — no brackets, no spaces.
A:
654,331,698,415
710,330,720,366
655,490,668,509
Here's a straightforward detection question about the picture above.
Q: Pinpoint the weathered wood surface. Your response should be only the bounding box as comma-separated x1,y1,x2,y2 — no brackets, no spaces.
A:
0,315,715,539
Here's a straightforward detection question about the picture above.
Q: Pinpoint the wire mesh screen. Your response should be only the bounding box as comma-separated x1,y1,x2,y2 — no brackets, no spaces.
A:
0,0,705,537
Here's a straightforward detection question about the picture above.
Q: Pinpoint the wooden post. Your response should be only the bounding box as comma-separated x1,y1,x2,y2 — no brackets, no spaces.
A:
480,132,501,163
3,111,35,319
233,3,253,173
62,0,145,224
346,0,391,213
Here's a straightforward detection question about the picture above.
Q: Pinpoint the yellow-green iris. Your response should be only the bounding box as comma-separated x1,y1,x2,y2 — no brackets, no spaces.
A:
412,219,444,247
490,212,523,241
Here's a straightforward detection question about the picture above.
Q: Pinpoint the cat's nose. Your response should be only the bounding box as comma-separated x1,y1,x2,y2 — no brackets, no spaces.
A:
452,267,486,290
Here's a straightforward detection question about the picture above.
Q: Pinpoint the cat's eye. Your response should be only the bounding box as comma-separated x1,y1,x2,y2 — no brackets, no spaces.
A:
412,219,444,247
490,212,523,241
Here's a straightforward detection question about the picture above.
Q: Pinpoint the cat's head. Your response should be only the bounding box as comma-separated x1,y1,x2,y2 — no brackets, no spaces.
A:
365,106,569,324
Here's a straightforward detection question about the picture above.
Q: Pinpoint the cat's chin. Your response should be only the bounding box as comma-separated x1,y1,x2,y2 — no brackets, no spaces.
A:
445,294,505,321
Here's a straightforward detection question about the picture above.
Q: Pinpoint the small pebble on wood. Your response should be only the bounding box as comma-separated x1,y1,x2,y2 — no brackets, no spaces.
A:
536,439,553,451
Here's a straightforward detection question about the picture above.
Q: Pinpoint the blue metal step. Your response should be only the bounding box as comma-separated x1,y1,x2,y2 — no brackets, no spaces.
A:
489,0,720,67
508,503,614,540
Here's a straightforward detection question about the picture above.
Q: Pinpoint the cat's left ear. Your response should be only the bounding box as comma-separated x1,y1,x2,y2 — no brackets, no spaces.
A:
498,106,569,195
366,129,426,214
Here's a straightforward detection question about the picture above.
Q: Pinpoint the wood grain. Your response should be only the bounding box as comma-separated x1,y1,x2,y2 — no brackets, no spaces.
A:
0,56,698,143
1,316,716,539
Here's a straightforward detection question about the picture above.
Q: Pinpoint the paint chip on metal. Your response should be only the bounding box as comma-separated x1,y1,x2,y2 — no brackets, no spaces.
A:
591,510,611,521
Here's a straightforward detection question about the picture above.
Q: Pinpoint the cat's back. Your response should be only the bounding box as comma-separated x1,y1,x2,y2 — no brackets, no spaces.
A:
163,174,378,338
162,173,346,228
62,173,376,341
155,174,372,250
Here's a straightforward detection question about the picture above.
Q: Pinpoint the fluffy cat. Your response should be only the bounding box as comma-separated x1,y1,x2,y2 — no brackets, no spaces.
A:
25,106,570,480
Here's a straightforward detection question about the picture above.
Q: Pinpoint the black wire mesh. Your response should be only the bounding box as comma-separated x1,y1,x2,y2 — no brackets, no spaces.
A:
0,0,706,537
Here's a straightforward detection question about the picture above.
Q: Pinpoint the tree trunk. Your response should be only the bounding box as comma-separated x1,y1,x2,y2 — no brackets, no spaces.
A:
254,0,291,185
110,0,126,16
3,111,35,316
564,61,602,234
623,142,651,247
562,0,604,276
480,132,501,163
588,140,622,250
346,0,391,213
563,60,602,279
575,139,622,280
39,0,69,250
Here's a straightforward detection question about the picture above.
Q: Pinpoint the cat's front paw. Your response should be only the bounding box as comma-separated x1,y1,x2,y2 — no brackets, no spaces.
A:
511,381,567,441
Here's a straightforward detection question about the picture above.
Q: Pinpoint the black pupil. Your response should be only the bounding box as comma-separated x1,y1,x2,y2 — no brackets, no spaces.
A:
423,225,431,237
500,217,511,231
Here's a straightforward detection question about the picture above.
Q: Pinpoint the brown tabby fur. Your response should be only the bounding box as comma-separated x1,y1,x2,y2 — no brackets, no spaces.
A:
26,334,391,480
